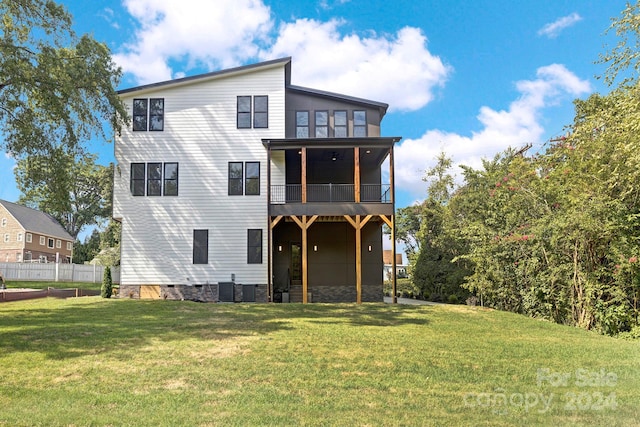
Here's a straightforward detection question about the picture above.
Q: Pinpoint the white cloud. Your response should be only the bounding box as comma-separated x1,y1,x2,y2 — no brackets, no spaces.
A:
394,64,592,197
538,13,582,39
114,2,450,112
113,0,273,84
261,20,451,111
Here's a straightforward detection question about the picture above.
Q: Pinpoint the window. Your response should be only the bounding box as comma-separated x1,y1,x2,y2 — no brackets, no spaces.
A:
149,98,165,131
237,96,251,128
67,242,73,251
16,253,21,262
1,218,6,227
48,238,54,249
296,111,309,138
334,110,347,137
56,239,61,249
26,233,32,243
254,96,268,128
247,229,262,264
228,162,243,195
3,234,8,243
354,110,367,137
40,236,45,245
193,229,208,264
147,162,162,196
17,232,23,242
133,98,164,131
133,99,148,131
163,163,179,196
130,162,178,197
229,162,260,195
315,111,328,138
245,162,260,195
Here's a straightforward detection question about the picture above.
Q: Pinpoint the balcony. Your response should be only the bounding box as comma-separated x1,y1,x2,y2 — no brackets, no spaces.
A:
270,184,391,204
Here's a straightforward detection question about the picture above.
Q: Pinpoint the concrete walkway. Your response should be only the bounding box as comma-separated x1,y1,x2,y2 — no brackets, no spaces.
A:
383,296,442,306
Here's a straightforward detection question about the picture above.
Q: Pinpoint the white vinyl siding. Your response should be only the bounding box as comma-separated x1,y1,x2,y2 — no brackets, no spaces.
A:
114,64,285,285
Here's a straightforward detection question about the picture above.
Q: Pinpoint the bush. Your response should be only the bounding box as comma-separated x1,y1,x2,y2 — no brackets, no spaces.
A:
101,266,113,298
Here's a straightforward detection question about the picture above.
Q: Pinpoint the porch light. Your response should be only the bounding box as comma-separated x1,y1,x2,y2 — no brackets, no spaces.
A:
368,245,372,252
331,153,337,161
278,245,282,252
313,245,318,252
365,150,371,154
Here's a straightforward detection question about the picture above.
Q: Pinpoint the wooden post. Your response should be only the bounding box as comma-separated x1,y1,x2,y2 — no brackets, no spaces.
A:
354,147,360,203
301,147,307,204
291,215,317,303
344,215,372,304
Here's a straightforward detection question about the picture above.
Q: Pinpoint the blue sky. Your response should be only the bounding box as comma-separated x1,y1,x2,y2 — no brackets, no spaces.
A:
0,0,630,212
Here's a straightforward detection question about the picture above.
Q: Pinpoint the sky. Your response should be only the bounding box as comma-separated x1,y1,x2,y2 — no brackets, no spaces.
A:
0,0,631,222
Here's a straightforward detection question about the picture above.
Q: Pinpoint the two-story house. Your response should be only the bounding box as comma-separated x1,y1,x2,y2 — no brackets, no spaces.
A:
113,57,401,303
0,200,74,263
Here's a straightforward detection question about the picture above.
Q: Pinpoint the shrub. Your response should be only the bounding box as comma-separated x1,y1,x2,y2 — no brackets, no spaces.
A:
101,266,113,298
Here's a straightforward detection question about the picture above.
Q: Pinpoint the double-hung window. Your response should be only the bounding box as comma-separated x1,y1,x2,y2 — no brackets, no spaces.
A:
229,162,260,195
354,110,367,137
131,162,178,196
315,111,328,138
334,110,347,137
296,111,309,138
237,96,268,129
133,98,164,131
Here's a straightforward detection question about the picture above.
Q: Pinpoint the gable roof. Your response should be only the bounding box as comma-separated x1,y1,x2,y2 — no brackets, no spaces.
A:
0,200,74,241
118,57,293,96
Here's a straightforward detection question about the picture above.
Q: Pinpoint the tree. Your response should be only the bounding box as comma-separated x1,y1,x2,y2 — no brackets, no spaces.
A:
16,152,113,239
101,265,113,298
73,229,101,264
0,0,128,158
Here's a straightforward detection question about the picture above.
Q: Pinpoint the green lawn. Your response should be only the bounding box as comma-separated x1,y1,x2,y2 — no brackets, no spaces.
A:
5,280,104,291
0,297,638,426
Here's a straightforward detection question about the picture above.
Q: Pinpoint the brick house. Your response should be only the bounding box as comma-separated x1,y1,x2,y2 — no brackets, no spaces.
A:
113,57,401,302
0,200,74,263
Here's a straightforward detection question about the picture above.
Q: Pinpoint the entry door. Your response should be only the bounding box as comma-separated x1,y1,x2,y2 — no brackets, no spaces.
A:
290,243,302,286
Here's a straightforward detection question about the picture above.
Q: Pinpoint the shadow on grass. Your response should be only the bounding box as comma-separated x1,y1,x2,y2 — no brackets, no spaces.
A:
0,299,430,360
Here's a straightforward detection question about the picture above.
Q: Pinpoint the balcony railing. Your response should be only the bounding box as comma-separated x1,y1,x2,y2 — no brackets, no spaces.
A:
271,184,391,204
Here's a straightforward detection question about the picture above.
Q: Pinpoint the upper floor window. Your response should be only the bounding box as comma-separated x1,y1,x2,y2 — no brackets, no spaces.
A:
229,161,260,195
1,218,6,227
40,236,45,245
3,233,8,243
17,232,23,242
315,111,328,138
296,111,309,138
56,239,61,249
133,98,164,131
334,111,347,137
254,96,268,128
67,242,73,251
48,238,54,249
353,110,367,137
237,96,268,129
26,233,32,243
131,162,178,197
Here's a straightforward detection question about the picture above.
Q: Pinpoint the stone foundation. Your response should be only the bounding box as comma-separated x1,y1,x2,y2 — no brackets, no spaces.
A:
118,283,268,303
309,284,383,303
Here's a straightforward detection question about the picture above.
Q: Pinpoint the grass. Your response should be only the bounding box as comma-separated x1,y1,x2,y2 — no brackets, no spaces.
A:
5,280,105,291
0,297,638,426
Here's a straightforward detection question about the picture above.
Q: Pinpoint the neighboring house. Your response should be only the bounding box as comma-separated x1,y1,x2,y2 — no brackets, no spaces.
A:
113,57,401,303
0,200,74,263
383,250,408,280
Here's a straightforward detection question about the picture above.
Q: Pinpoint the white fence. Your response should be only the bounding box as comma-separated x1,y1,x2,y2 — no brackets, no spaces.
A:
0,262,120,284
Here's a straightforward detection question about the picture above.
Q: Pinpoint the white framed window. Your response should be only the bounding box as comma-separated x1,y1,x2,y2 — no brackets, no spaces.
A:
16,253,22,262
26,233,32,243
67,242,72,251
56,239,61,248
47,238,54,249
40,236,45,245
17,232,23,242
3,233,9,243
1,218,6,227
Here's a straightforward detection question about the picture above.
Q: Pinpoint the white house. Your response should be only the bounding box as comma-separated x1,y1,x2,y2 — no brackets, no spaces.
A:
114,57,401,303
